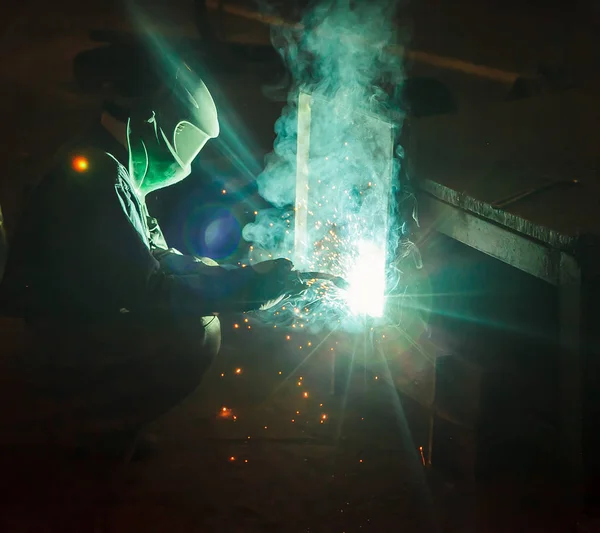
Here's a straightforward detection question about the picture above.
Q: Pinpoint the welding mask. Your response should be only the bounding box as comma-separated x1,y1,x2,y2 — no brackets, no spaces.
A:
127,64,219,196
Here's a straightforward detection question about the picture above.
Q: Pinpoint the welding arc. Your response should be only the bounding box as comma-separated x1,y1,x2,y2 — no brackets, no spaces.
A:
295,272,349,290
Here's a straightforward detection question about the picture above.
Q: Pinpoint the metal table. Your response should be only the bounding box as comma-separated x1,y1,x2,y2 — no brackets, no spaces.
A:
409,85,600,504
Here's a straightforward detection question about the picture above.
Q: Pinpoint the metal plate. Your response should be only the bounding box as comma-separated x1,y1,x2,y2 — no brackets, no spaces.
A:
294,90,396,290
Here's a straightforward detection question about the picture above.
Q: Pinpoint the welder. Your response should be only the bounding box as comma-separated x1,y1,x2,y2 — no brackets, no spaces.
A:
0,62,300,458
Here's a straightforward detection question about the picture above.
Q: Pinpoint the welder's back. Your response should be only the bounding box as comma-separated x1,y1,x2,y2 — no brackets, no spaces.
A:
0,124,220,445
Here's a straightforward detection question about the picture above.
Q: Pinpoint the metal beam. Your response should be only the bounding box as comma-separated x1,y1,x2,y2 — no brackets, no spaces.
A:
421,190,585,502
558,253,584,489
293,91,311,268
420,193,561,286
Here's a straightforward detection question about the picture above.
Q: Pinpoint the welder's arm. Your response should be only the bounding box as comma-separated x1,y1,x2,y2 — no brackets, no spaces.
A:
151,250,298,314
62,150,300,317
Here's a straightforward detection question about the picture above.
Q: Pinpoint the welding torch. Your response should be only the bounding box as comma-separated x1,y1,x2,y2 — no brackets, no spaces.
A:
289,271,350,291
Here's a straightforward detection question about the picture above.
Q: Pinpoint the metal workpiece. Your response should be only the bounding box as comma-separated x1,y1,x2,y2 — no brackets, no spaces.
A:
491,178,580,210
410,85,600,245
411,83,600,506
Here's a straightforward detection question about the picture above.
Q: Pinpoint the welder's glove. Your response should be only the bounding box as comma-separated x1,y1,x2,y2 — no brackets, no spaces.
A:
249,258,305,311
151,252,306,314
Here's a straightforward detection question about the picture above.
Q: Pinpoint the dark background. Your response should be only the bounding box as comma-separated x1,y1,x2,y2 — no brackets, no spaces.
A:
0,0,598,531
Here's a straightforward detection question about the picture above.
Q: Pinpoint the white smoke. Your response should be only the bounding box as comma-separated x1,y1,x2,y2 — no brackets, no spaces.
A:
243,0,416,330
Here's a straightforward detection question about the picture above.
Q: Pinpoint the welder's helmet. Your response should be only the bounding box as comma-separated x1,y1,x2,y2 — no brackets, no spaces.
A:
126,63,220,196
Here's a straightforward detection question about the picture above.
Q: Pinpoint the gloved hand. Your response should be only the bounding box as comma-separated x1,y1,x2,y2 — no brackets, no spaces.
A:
248,258,306,311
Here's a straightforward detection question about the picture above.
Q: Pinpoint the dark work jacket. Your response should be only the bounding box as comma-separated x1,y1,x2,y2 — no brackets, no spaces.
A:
1,123,268,321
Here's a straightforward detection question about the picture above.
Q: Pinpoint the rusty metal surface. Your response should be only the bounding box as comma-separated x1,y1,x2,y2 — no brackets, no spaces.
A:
410,85,600,250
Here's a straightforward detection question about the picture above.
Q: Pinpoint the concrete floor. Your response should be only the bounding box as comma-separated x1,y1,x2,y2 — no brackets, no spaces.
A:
0,1,589,531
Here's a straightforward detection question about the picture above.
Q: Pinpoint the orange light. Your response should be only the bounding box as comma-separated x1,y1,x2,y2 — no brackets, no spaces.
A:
229,456,236,462
303,392,309,398
72,155,89,172
218,406,233,419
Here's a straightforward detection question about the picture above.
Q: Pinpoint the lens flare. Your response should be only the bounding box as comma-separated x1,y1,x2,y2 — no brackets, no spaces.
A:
71,155,89,172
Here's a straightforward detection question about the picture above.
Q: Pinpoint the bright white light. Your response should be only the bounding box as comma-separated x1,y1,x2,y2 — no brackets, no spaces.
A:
345,240,386,317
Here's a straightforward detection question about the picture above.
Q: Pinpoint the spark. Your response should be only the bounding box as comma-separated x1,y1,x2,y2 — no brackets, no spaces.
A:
218,406,234,419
